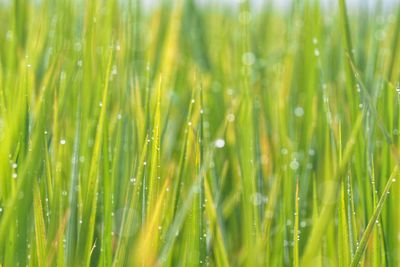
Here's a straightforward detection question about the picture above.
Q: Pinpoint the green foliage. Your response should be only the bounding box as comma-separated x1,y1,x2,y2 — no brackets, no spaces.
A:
0,0,399,266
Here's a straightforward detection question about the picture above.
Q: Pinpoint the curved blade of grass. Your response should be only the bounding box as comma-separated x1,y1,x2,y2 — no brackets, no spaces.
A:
76,51,113,266
350,165,400,267
33,181,46,267
293,177,299,267
301,113,363,266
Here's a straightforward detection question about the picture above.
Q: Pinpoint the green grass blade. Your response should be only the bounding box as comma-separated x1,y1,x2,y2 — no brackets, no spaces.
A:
350,165,400,267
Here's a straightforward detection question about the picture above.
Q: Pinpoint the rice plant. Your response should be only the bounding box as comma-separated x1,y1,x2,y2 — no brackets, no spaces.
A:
0,0,399,266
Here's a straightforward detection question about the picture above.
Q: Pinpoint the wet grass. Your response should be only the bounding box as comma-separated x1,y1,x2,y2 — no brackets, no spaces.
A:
0,0,400,266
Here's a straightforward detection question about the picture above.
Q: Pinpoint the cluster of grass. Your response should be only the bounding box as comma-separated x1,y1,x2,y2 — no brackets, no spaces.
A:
0,0,400,266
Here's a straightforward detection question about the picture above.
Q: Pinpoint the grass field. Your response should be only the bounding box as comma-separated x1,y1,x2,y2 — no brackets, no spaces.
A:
0,0,400,266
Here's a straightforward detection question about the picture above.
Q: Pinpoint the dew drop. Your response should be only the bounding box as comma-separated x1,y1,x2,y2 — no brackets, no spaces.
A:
214,139,225,148
294,106,304,117
5,30,12,41
111,65,117,75
290,159,299,170
242,52,255,66
250,193,268,206
227,113,235,122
